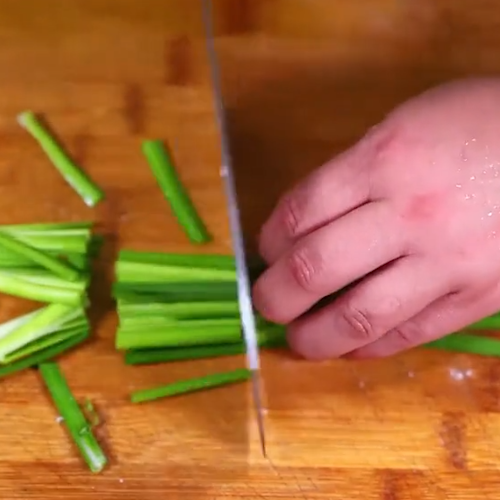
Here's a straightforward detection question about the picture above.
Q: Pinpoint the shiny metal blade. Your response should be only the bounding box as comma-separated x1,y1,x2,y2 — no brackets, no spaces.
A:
201,0,266,456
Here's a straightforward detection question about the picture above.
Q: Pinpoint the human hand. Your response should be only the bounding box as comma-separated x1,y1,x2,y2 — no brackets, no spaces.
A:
253,78,500,360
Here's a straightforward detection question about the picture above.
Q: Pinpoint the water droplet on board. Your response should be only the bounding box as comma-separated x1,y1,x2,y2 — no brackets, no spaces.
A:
455,184,462,189
449,367,465,381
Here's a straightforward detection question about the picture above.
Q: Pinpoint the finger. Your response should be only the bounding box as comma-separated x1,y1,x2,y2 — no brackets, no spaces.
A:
258,143,370,264
287,256,450,360
253,200,404,324
348,285,500,359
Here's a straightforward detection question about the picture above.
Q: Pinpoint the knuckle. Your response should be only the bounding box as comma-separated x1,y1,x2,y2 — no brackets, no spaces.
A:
287,247,321,292
278,192,303,240
339,302,379,341
390,322,426,349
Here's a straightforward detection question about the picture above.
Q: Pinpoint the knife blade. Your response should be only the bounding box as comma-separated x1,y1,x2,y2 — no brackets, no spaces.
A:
201,0,267,457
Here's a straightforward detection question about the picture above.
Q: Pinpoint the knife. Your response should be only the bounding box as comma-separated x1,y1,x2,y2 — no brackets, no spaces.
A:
201,0,267,457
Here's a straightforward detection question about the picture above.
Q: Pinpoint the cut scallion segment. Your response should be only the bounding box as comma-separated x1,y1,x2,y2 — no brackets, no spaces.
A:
0,222,93,232
0,268,88,291
426,333,500,356
39,362,107,473
18,111,104,207
115,260,235,283
0,272,84,305
467,315,500,330
4,325,87,364
0,231,80,281
112,281,237,303
117,300,239,320
116,318,242,350
0,329,88,379
125,330,287,365
118,250,234,269
142,139,211,244
0,304,80,362
125,343,245,364
131,367,251,403
9,234,90,254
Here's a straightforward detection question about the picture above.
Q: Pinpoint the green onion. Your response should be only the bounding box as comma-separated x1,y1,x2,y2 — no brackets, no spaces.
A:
116,318,242,350
116,319,285,351
0,272,84,305
117,300,239,320
115,260,235,283
8,234,91,254
0,232,80,281
118,250,234,269
0,251,88,271
112,281,237,303
0,222,93,232
125,330,287,365
0,268,88,291
426,333,500,356
0,329,88,379
142,140,211,244
0,304,80,362
467,315,500,330
125,344,245,364
39,362,107,473
18,111,104,207
131,367,251,403
4,325,86,364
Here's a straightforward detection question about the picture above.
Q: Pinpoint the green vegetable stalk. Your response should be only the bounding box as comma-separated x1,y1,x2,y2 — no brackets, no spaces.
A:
131,368,251,403
39,362,107,473
18,111,104,207
142,139,211,244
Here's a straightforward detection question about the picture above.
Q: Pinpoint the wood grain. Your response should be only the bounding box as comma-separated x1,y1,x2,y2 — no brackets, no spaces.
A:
0,0,499,498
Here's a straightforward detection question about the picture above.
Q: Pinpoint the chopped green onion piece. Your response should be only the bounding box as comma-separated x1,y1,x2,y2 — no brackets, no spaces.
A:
0,305,85,347
18,111,104,207
116,318,242,350
0,308,44,342
3,325,87,364
131,368,251,403
0,268,88,291
124,331,287,365
0,231,80,281
0,329,88,379
467,315,500,330
9,233,91,254
426,333,500,356
118,250,234,269
39,362,107,473
0,251,88,271
112,281,237,303
0,222,93,232
142,139,211,244
115,260,235,283
125,344,244,364
0,272,84,305
0,304,79,361
117,300,239,320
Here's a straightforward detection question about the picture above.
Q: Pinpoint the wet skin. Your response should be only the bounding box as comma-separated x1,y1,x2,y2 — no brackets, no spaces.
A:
253,78,500,360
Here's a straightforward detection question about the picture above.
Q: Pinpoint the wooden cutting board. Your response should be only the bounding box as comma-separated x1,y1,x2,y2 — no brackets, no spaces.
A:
0,1,499,498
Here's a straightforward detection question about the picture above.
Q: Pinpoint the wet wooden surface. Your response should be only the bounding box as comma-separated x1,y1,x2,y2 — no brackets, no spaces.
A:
0,0,500,498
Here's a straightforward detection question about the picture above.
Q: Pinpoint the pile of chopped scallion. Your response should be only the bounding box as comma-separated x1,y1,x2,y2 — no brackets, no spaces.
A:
3,109,500,474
